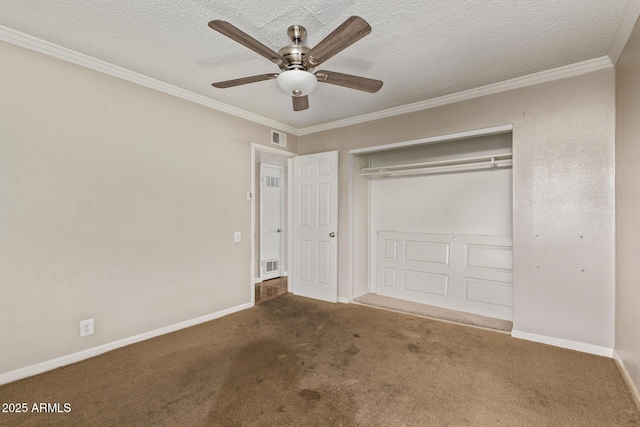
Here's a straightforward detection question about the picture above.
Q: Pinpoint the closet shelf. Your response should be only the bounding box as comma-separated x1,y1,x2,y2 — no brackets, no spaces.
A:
361,153,513,178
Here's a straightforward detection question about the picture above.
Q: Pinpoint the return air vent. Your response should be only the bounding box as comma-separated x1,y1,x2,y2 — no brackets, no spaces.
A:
263,175,281,188
271,130,287,147
264,259,280,274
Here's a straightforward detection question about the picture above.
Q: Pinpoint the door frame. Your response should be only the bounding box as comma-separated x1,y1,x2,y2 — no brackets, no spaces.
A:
251,143,296,306
259,163,285,281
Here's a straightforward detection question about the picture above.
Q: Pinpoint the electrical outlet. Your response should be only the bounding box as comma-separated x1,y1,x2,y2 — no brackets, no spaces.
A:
80,319,94,337
234,231,241,242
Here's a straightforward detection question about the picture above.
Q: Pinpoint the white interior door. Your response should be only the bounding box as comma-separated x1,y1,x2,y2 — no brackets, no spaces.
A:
292,151,339,302
260,164,283,281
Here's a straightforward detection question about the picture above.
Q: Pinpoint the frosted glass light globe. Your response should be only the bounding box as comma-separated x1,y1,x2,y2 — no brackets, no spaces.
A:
277,70,318,96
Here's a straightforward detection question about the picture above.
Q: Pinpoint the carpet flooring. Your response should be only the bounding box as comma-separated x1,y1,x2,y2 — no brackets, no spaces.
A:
1,294,638,426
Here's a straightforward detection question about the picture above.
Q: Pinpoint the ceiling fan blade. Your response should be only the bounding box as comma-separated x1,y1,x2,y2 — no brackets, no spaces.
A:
303,16,371,68
292,95,309,111
212,73,278,88
208,20,287,68
315,70,383,93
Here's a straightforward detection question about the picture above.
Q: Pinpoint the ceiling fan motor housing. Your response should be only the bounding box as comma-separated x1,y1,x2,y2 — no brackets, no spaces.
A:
278,44,312,71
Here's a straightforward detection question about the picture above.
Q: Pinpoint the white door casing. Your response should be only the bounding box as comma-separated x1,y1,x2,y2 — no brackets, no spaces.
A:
260,163,284,281
292,151,339,303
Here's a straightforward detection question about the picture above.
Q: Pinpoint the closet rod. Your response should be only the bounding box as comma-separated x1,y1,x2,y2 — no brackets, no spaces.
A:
361,153,512,178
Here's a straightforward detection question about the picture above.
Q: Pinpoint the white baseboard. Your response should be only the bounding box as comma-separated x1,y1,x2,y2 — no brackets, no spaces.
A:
338,297,350,304
613,350,640,410
511,330,613,357
0,302,253,386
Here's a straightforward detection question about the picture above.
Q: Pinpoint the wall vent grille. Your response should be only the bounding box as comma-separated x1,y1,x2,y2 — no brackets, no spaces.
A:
271,130,286,147
265,259,280,273
264,175,281,188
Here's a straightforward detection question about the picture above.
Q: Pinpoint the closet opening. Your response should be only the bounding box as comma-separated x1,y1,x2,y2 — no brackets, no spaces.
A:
349,127,513,330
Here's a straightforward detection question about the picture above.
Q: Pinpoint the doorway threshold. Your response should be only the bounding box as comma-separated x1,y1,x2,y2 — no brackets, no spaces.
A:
255,277,288,304
353,293,512,333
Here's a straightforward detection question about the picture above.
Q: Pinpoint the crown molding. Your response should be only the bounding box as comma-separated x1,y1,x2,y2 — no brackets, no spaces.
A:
1,24,615,138
298,56,613,135
0,25,298,136
609,0,640,65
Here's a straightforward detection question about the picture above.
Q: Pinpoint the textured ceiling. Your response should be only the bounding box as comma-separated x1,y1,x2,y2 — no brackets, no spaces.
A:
0,1,631,130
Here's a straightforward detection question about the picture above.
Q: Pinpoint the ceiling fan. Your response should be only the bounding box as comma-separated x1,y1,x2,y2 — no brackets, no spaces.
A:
208,16,383,111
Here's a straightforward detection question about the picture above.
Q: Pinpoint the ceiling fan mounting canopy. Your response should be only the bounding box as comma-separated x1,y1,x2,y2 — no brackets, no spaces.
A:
287,25,306,44
208,16,383,111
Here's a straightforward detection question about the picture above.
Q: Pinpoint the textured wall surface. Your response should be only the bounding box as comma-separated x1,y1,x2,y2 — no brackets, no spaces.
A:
298,68,616,350
615,17,640,396
370,169,512,236
0,40,295,376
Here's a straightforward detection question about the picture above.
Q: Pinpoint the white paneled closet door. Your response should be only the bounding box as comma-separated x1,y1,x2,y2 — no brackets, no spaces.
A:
377,232,513,320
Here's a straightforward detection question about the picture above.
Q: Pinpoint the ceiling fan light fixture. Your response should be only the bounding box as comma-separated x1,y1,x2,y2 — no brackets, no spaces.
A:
277,69,317,96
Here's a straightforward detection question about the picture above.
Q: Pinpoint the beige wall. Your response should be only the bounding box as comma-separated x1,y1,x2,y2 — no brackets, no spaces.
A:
298,69,616,350
0,27,623,378
0,40,296,376
615,18,640,395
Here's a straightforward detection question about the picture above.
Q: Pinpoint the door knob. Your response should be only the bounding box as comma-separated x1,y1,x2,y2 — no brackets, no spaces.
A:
277,229,283,233
329,232,336,238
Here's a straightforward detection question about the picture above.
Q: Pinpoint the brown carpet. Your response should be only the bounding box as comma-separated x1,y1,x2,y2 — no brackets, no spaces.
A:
1,294,638,426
